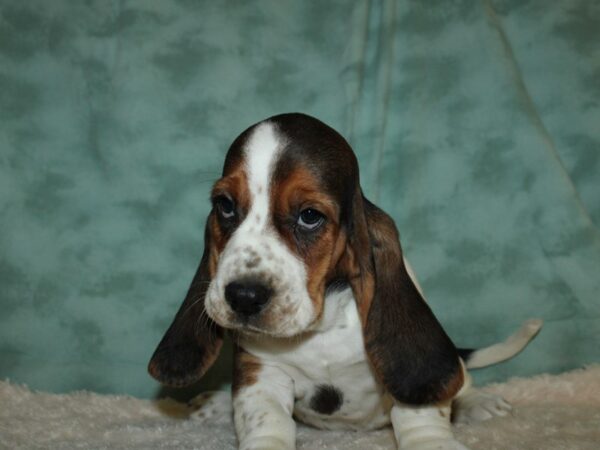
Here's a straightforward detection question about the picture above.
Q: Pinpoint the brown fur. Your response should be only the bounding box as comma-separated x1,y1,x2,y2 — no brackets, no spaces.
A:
343,188,376,322
232,346,263,395
271,166,344,319
210,166,250,253
439,368,465,402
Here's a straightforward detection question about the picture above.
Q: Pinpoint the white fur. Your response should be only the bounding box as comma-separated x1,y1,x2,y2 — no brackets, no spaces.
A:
239,287,393,432
233,364,296,450
205,122,316,336
243,122,282,231
235,286,509,449
392,404,469,450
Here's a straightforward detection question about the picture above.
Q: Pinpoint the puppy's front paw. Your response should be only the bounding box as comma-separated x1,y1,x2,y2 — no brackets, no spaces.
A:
404,438,471,450
188,390,232,421
453,388,511,424
240,436,294,450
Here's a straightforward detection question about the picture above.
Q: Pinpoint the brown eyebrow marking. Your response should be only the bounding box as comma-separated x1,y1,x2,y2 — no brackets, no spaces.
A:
272,166,340,223
211,166,250,212
208,162,251,255
268,164,345,325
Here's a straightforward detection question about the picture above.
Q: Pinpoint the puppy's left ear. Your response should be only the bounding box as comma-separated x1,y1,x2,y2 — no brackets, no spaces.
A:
345,192,463,405
148,219,223,387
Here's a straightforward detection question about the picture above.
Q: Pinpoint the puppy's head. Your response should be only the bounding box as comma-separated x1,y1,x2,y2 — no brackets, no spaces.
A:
149,113,463,406
148,113,360,386
204,113,359,336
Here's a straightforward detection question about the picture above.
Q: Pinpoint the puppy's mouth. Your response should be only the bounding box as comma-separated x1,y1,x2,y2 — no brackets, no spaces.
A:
222,312,289,337
224,312,266,333
209,302,312,338
232,322,273,336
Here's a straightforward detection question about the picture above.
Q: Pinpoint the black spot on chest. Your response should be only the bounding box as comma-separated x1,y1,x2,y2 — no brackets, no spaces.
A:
309,384,344,415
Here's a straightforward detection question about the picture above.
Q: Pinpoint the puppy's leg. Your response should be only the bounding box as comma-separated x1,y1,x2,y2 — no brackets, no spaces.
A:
391,402,471,450
189,390,233,421
233,364,296,450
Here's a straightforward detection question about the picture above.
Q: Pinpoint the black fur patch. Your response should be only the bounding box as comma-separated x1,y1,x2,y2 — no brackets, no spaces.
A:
325,278,350,296
457,348,474,363
309,384,344,415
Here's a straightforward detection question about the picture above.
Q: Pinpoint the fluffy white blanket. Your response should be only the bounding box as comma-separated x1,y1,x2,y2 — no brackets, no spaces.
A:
1,366,599,449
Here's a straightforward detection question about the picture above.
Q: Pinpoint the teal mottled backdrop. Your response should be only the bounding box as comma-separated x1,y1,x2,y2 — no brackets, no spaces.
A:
1,0,598,398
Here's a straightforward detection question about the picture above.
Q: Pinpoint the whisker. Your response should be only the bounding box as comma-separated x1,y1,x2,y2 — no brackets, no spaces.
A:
179,282,211,317
181,295,204,317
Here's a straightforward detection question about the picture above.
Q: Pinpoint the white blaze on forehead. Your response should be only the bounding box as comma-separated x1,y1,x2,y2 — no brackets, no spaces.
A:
243,122,282,229
205,120,316,336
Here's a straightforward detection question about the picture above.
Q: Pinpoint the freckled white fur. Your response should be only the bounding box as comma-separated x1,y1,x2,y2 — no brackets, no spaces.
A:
233,364,296,450
232,286,512,450
205,122,316,336
232,268,514,450
241,286,393,431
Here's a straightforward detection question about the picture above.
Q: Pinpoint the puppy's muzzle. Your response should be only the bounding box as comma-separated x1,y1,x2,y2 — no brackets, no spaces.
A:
225,280,273,318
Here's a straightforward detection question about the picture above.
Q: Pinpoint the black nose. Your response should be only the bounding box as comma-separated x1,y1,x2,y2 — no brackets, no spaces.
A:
224,281,272,317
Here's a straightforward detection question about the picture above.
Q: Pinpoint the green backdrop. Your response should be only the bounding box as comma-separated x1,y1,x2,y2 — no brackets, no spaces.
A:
1,0,598,398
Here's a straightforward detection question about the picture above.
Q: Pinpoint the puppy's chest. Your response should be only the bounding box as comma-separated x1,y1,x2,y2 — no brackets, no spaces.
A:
242,289,393,430
287,322,392,430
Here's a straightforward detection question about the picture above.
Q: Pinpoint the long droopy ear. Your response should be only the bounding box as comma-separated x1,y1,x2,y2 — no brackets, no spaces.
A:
148,220,223,387
346,191,463,405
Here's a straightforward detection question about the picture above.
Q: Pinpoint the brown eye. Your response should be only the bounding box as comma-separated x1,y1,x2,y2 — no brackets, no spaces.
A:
215,196,235,219
297,208,325,231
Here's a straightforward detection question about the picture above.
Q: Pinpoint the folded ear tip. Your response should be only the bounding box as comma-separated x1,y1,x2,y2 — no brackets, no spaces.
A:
147,344,208,387
384,361,464,405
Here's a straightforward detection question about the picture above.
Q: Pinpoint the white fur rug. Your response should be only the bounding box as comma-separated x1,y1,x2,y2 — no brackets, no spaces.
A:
1,366,599,450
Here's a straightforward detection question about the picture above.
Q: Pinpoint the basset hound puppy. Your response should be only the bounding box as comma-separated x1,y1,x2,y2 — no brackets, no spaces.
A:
148,113,542,450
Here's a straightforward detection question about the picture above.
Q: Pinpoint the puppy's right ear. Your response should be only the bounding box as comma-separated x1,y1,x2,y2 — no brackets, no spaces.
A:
148,220,223,387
